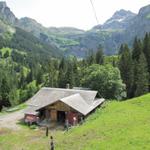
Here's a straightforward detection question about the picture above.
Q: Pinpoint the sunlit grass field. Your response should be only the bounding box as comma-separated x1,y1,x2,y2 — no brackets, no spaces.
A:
1,94,150,150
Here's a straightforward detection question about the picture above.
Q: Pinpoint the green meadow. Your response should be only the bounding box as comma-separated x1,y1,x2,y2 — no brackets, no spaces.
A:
1,94,150,150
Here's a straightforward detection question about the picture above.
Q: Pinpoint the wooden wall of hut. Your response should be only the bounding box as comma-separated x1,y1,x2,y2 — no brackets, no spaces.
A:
46,101,77,122
47,101,72,112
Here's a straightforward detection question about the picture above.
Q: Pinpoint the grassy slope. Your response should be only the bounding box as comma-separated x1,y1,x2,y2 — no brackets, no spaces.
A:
1,94,150,150
56,94,150,150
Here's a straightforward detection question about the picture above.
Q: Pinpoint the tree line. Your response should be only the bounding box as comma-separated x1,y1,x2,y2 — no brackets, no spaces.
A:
119,33,150,98
0,45,126,111
1,32,150,111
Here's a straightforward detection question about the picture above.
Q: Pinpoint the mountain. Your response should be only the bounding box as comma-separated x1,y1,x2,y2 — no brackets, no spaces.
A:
67,5,150,56
62,10,135,56
0,2,119,56
0,2,63,108
0,2,62,58
50,5,150,56
0,2,150,57
125,5,150,41
101,9,136,30
0,1,17,24
17,17,85,53
48,27,84,35
18,17,46,37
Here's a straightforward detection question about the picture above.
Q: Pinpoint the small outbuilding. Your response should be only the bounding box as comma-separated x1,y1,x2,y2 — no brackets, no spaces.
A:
24,87,105,126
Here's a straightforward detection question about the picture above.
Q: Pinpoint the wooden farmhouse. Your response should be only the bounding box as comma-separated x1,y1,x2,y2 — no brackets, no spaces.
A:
24,87,105,127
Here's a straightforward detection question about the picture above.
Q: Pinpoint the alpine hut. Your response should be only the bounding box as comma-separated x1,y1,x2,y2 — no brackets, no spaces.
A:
24,87,105,126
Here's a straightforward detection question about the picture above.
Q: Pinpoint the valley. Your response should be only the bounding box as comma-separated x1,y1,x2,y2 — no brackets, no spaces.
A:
0,2,150,57
0,1,150,150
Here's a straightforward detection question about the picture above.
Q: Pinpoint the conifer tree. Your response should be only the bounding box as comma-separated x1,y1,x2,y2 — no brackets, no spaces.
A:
36,68,43,85
134,53,149,97
58,58,67,88
95,45,104,65
118,44,124,55
86,50,95,65
65,64,75,88
143,33,150,90
19,69,26,88
59,57,67,71
132,37,142,61
3,51,9,58
46,60,58,87
1,77,10,101
26,68,33,84
0,51,2,58
119,44,134,98
72,57,78,86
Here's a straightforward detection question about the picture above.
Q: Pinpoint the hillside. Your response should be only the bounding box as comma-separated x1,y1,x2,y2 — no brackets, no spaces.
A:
0,2,63,109
18,17,85,55
0,2,62,58
1,94,150,150
0,15,62,109
56,94,150,149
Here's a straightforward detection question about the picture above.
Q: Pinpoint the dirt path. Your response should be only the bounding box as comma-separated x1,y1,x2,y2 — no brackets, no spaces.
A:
0,110,24,130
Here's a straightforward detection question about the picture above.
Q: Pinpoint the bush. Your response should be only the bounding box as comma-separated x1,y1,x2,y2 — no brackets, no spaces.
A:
81,64,126,100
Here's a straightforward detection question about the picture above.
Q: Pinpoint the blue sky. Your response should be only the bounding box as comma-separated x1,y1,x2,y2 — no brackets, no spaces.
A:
2,0,150,30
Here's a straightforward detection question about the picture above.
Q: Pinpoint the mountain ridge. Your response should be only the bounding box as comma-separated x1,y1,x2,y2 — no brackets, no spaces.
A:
0,1,18,25
101,9,136,30
0,2,62,59
0,2,150,57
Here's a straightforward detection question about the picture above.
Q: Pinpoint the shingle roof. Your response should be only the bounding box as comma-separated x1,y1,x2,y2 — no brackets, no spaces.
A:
24,105,39,115
60,94,105,115
25,87,104,116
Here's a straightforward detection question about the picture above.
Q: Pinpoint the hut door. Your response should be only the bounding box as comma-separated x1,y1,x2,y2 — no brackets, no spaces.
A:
50,110,57,121
57,111,66,123
45,109,50,120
